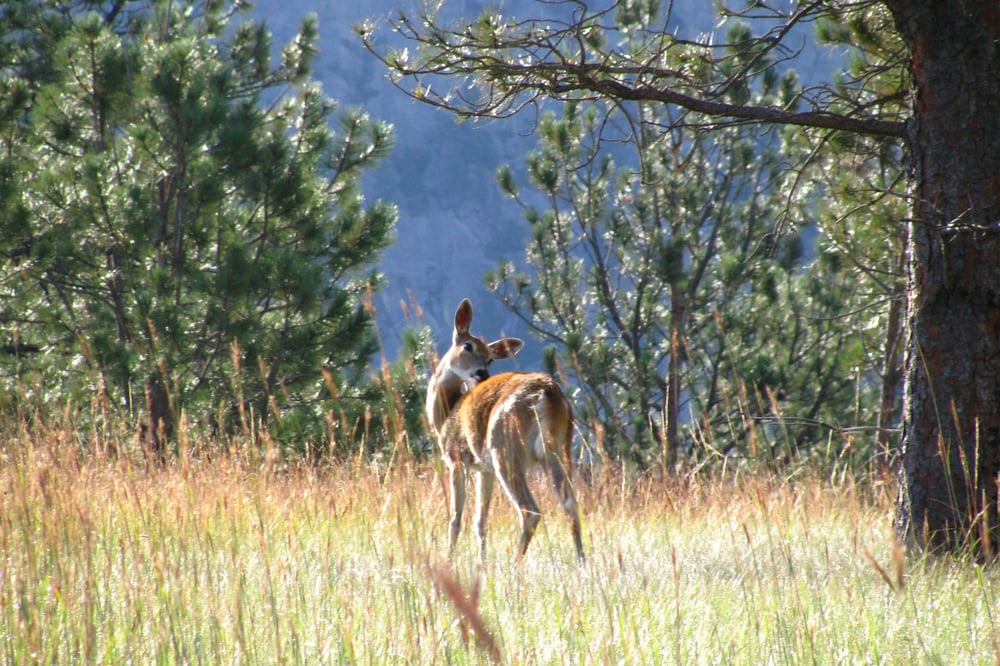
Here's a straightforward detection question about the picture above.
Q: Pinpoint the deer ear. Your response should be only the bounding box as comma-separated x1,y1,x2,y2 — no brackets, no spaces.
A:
488,337,524,360
453,299,473,342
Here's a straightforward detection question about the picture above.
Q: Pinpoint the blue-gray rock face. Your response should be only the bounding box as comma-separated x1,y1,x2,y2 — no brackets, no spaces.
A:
252,0,542,357
250,0,837,360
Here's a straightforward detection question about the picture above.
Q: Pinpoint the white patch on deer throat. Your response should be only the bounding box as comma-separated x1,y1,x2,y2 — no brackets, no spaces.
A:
445,365,484,390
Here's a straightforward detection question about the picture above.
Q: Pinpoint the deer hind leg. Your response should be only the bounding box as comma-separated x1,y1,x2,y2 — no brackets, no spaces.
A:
546,451,584,561
493,455,541,558
474,470,495,561
446,459,467,557
510,468,542,558
489,417,543,558
489,436,541,558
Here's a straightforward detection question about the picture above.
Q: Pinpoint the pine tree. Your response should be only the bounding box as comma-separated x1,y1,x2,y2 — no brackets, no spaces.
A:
0,1,395,454
365,0,1000,553
488,19,879,469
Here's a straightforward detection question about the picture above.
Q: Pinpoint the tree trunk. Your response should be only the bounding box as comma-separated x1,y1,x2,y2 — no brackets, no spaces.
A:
888,0,1000,553
145,370,173,463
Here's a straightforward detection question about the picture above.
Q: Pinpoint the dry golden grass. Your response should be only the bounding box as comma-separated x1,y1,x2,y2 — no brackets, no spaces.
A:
1,421,998,664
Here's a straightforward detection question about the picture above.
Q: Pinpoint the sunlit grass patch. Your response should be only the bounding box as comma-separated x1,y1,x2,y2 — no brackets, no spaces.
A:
1,427,998,664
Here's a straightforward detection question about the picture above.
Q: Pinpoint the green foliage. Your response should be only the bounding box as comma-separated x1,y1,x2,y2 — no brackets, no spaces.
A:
784,1,909,463
0,1,396,453
365,321,437,460
490,14,885,469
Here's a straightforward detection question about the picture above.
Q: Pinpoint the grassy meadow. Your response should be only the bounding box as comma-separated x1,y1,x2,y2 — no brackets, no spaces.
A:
2,423,999,665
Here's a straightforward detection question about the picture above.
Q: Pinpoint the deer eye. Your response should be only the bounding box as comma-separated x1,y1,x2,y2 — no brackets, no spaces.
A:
463,342,475,353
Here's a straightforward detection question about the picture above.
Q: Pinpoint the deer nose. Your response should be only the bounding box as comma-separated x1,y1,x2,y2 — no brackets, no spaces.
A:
474,368,490,382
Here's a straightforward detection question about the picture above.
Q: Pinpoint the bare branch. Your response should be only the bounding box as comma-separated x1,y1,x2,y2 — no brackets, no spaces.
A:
562,75,906,137
360,3,906,139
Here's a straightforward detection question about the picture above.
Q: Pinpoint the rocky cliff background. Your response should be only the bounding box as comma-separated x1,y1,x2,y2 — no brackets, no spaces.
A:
250,0,837,362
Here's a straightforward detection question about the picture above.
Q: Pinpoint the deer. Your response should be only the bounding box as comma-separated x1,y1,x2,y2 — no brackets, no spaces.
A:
425,298,584,561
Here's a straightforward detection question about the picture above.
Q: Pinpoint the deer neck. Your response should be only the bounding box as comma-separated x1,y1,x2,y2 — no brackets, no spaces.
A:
427,374,469,437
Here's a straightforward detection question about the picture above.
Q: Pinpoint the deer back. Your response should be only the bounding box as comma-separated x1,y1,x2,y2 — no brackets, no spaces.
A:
442,371,573,467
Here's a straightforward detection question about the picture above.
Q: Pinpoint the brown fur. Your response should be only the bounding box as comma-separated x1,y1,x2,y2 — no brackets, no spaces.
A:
426,300,584,561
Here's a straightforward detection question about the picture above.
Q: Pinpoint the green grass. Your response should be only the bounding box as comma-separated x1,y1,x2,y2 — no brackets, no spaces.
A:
2,429,999,664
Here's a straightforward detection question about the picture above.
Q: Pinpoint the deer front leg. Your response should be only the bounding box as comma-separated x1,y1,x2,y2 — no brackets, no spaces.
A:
446,460,467,557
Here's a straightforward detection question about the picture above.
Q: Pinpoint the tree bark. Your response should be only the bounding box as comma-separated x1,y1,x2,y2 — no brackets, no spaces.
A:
145,371,172,463
887,0,1000,553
